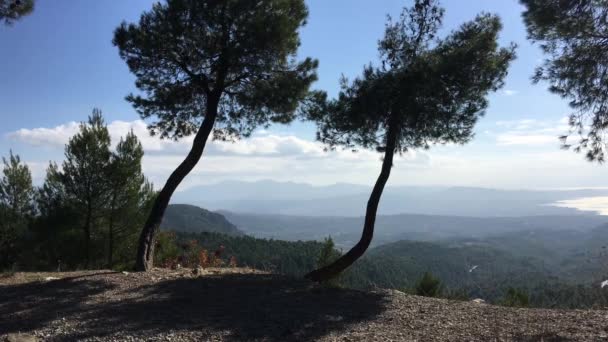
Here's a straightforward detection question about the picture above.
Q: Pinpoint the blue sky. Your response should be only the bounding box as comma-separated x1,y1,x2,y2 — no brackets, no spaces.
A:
1,0,606,190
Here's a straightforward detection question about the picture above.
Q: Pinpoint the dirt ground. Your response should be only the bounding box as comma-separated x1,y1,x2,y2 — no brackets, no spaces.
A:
1,268,608,341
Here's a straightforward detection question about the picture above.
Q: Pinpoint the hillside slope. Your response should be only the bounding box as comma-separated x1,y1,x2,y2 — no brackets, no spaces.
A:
161,204,243,236
354,240,551,300
1,269,606,341
173,231,606,308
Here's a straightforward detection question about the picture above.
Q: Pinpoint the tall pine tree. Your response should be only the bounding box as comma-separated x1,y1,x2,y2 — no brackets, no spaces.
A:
0,151,34,269
106,131,150,268
61,109,112,269
33,162,73,270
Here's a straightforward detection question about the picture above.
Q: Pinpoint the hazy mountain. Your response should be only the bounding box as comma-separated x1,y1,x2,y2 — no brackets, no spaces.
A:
160,204,244,236
172,180,608,217
220,211,607,249
173,179,371,202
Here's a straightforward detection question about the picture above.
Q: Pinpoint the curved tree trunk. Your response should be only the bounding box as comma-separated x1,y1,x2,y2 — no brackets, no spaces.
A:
135,96,220,271
305,122,399,282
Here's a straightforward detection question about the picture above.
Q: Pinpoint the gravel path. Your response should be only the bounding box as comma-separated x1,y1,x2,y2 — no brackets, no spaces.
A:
1,269,607,341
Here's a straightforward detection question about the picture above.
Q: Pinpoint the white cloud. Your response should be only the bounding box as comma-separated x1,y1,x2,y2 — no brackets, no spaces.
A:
7,118,608,191
492,118,570,146
503,89,519,96
496,133,558,146
209,134,326,158
8,122,80,148
7,120,195,154
5,119,432,189
495,119,539,130
7,120,327,158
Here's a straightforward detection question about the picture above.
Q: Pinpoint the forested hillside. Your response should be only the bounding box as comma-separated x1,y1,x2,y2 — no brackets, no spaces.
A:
162,230,607,309
174,231,322,276
161,204,243,236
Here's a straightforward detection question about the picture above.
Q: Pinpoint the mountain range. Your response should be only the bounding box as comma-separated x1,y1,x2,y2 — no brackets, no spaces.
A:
220,211,608,248
171,180,608,217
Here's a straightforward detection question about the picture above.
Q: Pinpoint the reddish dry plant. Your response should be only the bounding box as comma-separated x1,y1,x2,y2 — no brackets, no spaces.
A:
199,249,210,268
214,258,224,267
207,245,226,267
229,256,238,268
161,257,178,270
214,245,225,258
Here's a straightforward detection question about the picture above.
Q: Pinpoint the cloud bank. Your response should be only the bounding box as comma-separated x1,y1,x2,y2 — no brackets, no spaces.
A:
5,119,430,189
5,118,608,190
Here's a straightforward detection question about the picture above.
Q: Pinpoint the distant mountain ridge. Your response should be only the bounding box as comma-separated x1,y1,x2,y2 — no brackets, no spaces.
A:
161,204,244,236
172,180,608,217
220,210,607,248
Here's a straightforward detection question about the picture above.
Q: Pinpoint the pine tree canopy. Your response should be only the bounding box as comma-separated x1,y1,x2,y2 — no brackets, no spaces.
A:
0,0,34,25
113,0,319,141
308,0,516,154
522,0,608,162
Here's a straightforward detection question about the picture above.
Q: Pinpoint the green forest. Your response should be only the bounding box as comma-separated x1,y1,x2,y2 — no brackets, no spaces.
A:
0,111,156,271
151,226,608,309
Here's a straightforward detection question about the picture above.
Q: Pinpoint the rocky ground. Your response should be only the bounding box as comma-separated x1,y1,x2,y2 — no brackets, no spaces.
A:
1,268,608,341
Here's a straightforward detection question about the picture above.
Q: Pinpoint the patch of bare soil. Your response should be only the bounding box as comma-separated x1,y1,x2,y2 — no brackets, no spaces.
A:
1,268,607,341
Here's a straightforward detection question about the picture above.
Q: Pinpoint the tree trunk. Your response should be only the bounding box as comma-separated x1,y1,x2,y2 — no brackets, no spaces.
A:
304,122,399,282
107,193,116,268
108,220,113,268
84,203,92,269
135,96,220,271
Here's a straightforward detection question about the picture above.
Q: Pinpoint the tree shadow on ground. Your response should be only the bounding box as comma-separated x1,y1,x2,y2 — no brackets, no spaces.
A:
0,273,389,341
512,332,575,342
0,272,118,333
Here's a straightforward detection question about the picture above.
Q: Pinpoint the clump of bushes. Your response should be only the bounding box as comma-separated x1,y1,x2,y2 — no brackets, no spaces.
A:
154,231,235,269
316,236,342,287
500,287,529,307
414,272,443,297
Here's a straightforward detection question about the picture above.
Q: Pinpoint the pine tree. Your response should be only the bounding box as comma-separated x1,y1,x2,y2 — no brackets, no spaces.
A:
316,236,342,287
500,287,530,307
32,116,156,270
415,272,443,297
317,236,340,269
0,150,34,269
113,0,320,271
304,0,515,281
61,109,112,269
105,131,150,268
33,162,72,270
